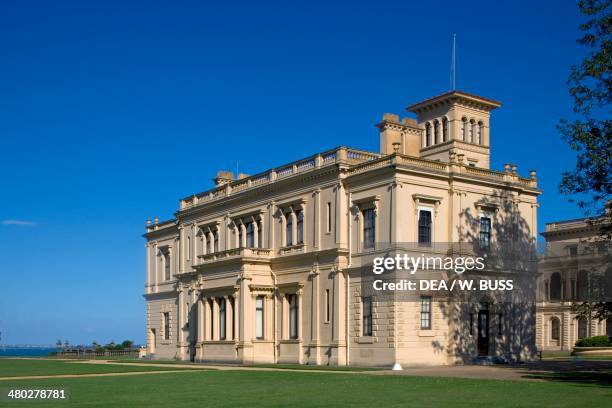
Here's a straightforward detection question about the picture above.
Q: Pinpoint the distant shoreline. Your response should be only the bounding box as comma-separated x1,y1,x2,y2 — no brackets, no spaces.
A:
0,347,56,357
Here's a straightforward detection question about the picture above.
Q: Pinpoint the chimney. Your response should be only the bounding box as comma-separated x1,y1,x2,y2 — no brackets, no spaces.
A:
213,171,234,187
376,113,422,156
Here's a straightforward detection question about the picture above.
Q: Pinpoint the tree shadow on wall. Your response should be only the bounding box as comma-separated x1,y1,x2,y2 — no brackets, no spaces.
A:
436,191,539,364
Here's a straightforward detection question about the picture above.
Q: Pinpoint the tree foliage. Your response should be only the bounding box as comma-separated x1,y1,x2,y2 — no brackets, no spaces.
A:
559,0,612,225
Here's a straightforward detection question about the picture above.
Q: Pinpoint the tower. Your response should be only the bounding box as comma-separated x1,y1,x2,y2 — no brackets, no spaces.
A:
406,91,501,169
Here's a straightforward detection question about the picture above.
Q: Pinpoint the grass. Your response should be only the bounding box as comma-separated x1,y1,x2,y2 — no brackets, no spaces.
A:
1,359,610,407
0,358,199,377
1,369,610,408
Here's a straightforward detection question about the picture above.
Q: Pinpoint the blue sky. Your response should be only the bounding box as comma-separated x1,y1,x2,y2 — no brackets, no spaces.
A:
0,0,588,345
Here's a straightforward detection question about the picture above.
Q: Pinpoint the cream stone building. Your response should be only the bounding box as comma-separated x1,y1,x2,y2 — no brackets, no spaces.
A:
143,91,541,366
536,218,611,351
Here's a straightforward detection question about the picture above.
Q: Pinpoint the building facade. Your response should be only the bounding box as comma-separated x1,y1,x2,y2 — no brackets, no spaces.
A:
144,91,541,366
536,218,611,351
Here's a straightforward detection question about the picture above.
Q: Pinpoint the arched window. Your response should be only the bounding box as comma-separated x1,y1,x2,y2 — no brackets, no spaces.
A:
550,272,562,301
477,121,483,144
425,123,432,146
577,317,588,339
442,117,449,142
469,119,475,143
551,317,560,340
577,270,589,301
433,120,440,144
461,117,467,141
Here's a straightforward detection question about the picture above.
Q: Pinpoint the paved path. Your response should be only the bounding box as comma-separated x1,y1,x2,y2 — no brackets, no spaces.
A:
3,358,611,383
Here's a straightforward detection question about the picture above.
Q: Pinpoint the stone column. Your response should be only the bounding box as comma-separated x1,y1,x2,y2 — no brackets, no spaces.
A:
145,243,151,291
297,289,303,340
313,189,320,249
253,217,259,249
197,292,204,360
331,268,346,365
310,268,320,345
191,223,197,268
178,286,186,359
208,230,214,254
153,243,158,290
212,297,219,340
335,182,347,246
259,217,265,249
226,296,234,340
267,202,275,249
291,209,297,245
233,287,241,341
204,297,212,340
190,288,197,347
178,224,185,273
390,181,398,243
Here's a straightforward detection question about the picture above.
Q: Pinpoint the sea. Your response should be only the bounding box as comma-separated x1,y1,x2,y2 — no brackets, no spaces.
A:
0,347,56,357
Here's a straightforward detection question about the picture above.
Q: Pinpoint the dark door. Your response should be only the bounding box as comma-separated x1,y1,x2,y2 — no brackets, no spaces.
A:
477,310,489,356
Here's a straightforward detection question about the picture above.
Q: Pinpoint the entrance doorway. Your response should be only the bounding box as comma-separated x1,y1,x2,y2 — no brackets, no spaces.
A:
477,308,489,356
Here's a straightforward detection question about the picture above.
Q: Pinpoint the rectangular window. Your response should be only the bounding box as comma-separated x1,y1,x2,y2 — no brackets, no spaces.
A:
285,213,293,246
187,236,191,260
288,294,298,339
479,217,491,250
325,289,330,323
213,230,219,253
363,208,375,249
296,210,304,244
420,296,432,330
246,222,255,248
326,202,332,233
258,220,264,248
163,312,170,340
164,253,171,280
497,313,503,336
219,298,226,340
418,209,432,245
568,245,578,257
255,296,264,340
362,297,373,336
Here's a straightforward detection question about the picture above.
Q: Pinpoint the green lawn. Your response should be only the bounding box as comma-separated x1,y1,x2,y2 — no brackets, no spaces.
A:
0,368,610,407
0,358,198,377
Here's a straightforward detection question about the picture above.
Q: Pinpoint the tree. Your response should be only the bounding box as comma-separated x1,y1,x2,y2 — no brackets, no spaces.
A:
121,340,134,350
559,0,612,223
561,0,612,324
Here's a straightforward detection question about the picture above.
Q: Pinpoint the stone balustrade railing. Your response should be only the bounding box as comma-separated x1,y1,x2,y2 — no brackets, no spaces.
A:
179,148,538,210
196,247,272,263
180,147,380,209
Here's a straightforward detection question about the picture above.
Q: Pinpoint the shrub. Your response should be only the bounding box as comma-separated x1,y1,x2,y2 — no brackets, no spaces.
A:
575,335,612,347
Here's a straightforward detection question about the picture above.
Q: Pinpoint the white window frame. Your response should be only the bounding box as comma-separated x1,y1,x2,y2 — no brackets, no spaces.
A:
417,206,434,244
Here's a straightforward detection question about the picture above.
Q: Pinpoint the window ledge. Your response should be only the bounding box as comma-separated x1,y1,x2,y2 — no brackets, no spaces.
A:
418,330,435,337
356,336,375,344
279,339,302,344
